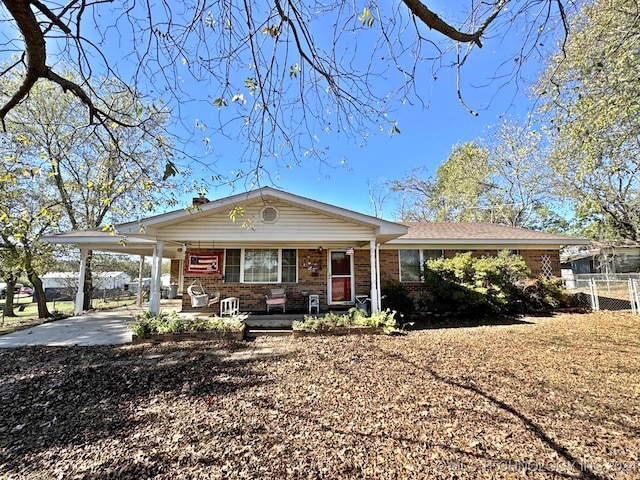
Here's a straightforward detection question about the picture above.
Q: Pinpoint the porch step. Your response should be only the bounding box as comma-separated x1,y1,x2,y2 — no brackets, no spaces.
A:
245,328,293,338
244,318,296,329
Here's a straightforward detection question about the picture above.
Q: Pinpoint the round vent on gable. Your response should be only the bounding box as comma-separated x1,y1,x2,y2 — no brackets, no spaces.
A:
261,206,279,224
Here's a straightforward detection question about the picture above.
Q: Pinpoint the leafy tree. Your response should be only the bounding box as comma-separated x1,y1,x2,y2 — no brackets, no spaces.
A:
389,120,563,229
536,0,640,241
0,154,59,317
0,1,576,182
1,71,177,311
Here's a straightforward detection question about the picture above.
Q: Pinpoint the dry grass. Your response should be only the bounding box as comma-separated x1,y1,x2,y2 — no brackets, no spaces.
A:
0,311,639,479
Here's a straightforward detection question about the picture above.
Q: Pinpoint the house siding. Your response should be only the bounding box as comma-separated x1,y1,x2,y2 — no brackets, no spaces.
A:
158,201,374,243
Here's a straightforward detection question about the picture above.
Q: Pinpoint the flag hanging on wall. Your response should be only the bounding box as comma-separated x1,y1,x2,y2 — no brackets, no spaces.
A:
186,253,220,274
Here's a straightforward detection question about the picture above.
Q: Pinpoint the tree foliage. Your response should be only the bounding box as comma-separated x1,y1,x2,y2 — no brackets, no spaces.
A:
389,120,563,229
0,149,59,317
0,71,177,313
2,70,178,229
537,0,640,241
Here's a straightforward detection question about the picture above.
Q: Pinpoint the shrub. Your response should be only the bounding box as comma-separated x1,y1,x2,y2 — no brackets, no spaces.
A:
293,308,398,334
381,279,415,318
422,251,565,318
130,311,244,337
521,276,571,312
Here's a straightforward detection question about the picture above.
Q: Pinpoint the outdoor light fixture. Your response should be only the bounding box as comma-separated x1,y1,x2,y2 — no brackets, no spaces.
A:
317,246,323,253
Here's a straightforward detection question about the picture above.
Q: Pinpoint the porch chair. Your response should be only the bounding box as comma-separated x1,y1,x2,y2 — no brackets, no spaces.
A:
187,283,220,308
265,287,287,313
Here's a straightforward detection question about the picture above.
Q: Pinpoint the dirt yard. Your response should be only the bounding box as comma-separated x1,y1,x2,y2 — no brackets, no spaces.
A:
1,311,638,479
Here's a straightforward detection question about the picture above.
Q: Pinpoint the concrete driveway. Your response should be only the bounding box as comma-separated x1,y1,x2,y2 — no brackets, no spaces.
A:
0,301,182,348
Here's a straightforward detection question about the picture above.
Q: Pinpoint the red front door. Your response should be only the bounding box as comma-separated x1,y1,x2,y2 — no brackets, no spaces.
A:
329,251,352,303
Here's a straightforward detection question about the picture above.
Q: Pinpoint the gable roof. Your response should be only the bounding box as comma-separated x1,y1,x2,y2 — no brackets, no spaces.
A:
389,222,590,247
115,187,406,241
43,187,408,255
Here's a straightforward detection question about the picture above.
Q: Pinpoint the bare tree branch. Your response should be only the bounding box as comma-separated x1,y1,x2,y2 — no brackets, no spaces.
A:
0,0,577,189
400,0,509,47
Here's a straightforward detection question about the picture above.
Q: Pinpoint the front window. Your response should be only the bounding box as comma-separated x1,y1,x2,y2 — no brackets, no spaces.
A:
399,249,444,282
244,249,279,283
281,249,297,283
400,250,421,282
224,249,241,282
225,248,297,283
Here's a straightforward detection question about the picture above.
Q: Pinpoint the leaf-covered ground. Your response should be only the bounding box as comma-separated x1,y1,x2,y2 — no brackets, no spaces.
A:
1,311,639,479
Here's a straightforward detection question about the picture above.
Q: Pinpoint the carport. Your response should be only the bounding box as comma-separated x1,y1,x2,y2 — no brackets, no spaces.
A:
42,230,167,316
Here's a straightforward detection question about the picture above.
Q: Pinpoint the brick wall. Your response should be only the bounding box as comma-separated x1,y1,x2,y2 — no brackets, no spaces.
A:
443,249,560,277
353,250,372,295
180,247,562,312
181,248,329,312
377,248,562,297
170,259,180,285
519,250,561,277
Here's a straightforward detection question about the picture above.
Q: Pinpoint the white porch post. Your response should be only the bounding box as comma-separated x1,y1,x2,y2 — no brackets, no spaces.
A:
149,241,163,315
369,240,379,312
74,247,89,316
136,255,145,306
376,243,382,310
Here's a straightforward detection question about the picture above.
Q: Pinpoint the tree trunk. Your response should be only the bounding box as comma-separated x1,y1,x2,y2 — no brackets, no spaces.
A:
24,249,52,318
29,273,51,319
2,278,17,317
83,251,94,311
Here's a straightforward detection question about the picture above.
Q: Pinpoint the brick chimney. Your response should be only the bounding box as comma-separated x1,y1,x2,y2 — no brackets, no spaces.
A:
192,194,210,206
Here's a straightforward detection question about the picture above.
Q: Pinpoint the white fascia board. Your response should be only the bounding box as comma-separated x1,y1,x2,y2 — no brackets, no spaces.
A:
43,233,156,246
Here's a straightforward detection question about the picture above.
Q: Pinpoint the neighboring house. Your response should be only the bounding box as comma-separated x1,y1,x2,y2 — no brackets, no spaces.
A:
127,278,151,294
43,187,590,315
561,243,640,288
40,271,130,302
41,272,79,290
41,271,131,290
95,271,132,290
562,243,640,275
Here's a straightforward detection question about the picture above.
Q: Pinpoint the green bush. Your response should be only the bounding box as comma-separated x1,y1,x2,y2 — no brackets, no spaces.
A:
293,308,398,334
422,251,566,318
381,279,415,317
521,276,571,311
130,311,244,337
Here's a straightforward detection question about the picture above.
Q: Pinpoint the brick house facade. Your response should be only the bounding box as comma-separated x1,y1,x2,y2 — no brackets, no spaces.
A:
45,187,589,316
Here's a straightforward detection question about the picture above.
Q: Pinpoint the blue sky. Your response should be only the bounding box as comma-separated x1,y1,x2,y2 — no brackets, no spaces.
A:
153,2,550,220
180,43,540,220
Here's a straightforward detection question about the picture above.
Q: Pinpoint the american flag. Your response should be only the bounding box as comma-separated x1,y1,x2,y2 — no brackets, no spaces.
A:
186,253,220,274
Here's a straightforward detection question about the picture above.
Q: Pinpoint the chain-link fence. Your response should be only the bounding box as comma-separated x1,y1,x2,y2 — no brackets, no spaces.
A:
570,274,640,313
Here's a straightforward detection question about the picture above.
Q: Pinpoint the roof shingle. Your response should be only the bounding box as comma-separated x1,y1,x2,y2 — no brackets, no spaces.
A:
398,222,586,242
